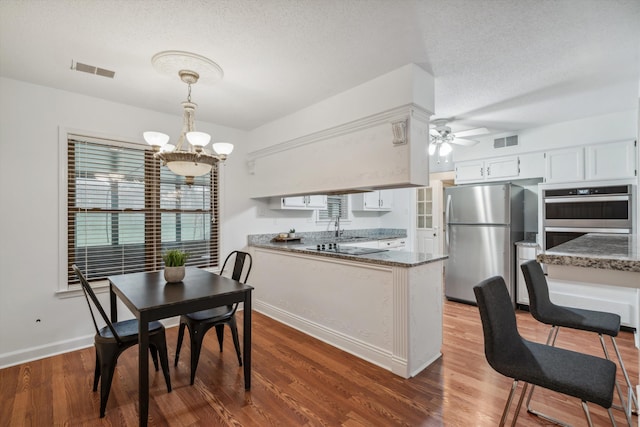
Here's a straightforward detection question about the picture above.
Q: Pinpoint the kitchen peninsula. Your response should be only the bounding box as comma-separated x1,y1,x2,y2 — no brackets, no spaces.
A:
537,233,640,337
247,231,448,378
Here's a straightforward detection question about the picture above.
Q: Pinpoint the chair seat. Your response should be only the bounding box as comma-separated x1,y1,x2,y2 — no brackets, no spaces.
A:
185,306,233,322
502,340,617,409
538,305,620,337
98,319,165,340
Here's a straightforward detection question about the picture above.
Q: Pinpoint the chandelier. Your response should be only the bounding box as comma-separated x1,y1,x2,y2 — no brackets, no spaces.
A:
428,132,453,157
144,58,233,185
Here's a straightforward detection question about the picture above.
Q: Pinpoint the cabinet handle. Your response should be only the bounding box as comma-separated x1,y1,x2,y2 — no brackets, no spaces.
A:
487,167,491,176
480,168,484,177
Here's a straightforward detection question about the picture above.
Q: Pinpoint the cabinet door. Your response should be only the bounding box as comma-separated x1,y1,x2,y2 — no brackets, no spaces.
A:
363,191,381,209
378,190,393,210
545,148,584,183
585,140,636,181
518,152,545,179
485,156,519,181
282,196,308,208
455,160,485,183
306,195,327,209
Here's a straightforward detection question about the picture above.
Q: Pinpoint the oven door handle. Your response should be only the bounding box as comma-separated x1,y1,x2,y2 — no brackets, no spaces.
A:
544,195,629,203
544,227,630,233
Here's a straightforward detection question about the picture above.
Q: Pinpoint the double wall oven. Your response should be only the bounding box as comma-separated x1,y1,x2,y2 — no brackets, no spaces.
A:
542,183,634,250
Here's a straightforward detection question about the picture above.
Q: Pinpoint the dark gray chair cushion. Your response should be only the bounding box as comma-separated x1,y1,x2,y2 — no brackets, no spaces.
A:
474,276,616,409
521,259,620,337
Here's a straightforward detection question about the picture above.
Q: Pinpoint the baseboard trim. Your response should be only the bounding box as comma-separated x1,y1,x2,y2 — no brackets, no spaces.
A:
0,335,94,369
254,300,400,374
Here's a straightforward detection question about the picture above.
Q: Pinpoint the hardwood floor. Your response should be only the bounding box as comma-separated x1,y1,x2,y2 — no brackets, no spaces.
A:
1,300,637,426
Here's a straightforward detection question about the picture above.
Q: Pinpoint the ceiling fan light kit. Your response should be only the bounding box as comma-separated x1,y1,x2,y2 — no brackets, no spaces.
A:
428,118,489,157
143,51,233,185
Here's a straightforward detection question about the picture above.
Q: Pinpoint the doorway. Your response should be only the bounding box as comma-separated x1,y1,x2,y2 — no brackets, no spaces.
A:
415,171,454,255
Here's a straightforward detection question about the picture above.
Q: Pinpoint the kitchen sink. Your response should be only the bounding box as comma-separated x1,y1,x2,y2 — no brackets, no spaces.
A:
305,246,387,255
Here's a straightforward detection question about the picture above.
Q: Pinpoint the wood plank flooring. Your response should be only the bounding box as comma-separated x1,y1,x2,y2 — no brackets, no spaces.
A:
1,300,637,426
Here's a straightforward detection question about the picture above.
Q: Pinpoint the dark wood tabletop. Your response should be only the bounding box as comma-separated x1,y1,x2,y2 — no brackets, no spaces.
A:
108,267,253,427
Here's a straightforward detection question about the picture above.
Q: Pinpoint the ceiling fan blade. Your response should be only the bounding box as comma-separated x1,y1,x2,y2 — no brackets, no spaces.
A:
454,127,489,138
452,137,479,147
429,128,440,136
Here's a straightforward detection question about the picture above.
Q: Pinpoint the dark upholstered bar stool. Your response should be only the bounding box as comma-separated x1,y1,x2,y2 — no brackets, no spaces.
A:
521,259,637,426
474,276,617,426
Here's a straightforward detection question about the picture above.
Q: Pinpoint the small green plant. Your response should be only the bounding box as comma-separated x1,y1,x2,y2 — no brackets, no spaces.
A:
162,249,190,267
289,228,295,233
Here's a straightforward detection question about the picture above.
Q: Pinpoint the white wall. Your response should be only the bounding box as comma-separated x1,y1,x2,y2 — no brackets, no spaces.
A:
0,77,247,367
453,109,638,162
0,77,410,367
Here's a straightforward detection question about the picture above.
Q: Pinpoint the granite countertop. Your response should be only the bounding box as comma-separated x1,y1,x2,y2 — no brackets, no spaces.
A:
537,234,640,273
249,241,448,268
515,240,540,248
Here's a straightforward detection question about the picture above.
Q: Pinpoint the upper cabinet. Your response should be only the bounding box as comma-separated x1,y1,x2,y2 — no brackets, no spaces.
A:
455,156,520,184
352,190,394,211
270,195,327,210
454,140,636,185
585,140,637,181
544,147,585,183
545,140,636,183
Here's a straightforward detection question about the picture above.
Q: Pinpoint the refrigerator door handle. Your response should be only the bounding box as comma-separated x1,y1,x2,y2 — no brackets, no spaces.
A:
445,194,452,250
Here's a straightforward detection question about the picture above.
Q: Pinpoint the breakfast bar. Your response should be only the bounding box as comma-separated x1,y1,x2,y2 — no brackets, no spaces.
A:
248,235,448,379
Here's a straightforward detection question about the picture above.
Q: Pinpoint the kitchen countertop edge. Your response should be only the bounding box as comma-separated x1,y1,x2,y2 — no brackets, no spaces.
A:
249,242,448,268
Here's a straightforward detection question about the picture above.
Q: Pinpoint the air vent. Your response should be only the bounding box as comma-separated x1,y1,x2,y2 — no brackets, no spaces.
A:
71,61,115,79
494,135,518,149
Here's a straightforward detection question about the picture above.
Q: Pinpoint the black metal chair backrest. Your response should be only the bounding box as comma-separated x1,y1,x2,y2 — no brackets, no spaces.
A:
221,251,252,284
72,264,123,346
473,276,527,376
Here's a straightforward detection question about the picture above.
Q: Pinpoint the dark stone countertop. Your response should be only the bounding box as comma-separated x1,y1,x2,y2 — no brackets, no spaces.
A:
249,241,448,268
537,234,640,273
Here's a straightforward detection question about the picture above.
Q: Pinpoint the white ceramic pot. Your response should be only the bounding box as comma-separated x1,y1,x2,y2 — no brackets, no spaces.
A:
164,266,185,283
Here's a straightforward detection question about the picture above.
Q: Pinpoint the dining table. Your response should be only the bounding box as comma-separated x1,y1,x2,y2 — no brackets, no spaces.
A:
108,267,254,427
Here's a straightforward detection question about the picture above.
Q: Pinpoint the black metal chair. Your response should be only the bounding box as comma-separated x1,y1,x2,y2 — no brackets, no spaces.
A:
474,276,617,426
521,259,637,425
72,265,172,418
174,251,252,385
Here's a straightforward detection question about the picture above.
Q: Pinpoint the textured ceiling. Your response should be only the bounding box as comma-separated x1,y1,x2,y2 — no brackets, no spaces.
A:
1,0,639,135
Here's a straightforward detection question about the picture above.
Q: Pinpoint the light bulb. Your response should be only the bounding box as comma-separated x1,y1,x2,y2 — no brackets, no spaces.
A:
143,131,169,147
212,142,234,156
186,131,211,147
428,143,436,156
439,142,452,156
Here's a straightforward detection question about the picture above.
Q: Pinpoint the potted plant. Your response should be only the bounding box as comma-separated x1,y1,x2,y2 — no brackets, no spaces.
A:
289,228,296,238
162,249,189,283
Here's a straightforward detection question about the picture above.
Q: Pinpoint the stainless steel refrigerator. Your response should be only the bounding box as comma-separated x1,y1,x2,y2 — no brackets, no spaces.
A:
444,183,523,305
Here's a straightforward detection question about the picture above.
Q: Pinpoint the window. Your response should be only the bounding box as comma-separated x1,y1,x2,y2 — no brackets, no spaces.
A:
318,195,349,222
66,136,218,286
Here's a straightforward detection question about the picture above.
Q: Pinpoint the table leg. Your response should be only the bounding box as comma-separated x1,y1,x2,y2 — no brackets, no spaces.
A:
139,315,149,427
243,289,252,390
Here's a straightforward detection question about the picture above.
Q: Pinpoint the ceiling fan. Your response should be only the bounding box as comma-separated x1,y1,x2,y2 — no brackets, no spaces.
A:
428,118,489,156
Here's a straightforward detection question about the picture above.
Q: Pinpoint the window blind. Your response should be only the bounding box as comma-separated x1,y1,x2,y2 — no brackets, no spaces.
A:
318,195,349,221
67,137,218,285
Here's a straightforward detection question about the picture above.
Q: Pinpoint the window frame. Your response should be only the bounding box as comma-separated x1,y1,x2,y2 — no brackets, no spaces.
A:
316,194,352,224
57,128,220,296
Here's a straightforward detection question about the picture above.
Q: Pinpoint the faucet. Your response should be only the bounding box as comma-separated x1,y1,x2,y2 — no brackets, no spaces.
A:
334,216,341,238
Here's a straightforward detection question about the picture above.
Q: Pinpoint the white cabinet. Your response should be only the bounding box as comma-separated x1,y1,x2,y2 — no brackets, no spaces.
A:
544,147,585,183
270,195,327,210
516,245,538,305
378,237,407,251
544,140,636,183
455,156,520,184
585,140,636,181
515,152,545,180
352,190,393,211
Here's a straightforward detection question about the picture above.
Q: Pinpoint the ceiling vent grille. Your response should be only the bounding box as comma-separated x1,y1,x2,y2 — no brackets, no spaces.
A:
71,61,115,79
494,135,518,149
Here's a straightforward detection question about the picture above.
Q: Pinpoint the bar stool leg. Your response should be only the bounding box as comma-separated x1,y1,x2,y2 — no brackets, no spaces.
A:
600,335,633,426
611,336,639,414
